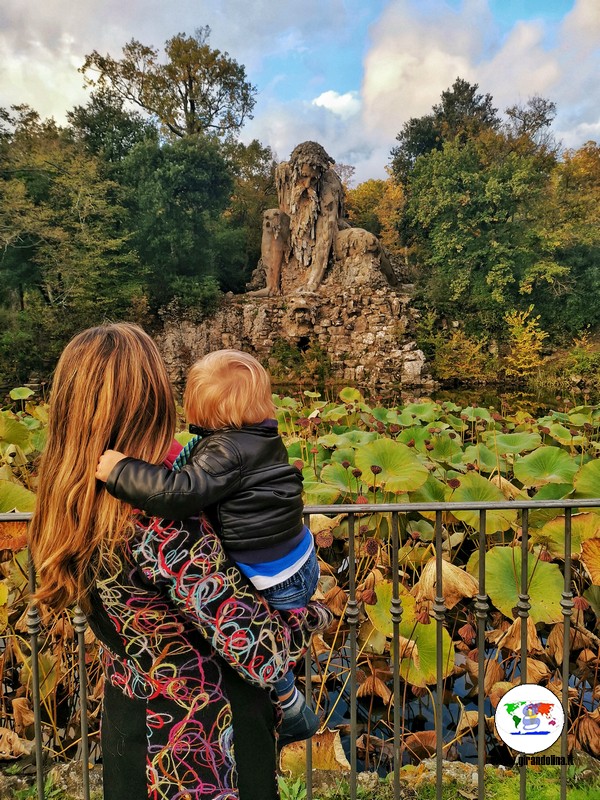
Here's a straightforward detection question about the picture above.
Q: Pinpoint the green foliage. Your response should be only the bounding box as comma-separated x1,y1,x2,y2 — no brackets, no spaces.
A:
504,305,548,378
405,134,551,333
119,135,234,307
390,77,500,182
432,329,494,383
270,338,332,385
278,776,307,800
67,88,157,163
169,275,222,316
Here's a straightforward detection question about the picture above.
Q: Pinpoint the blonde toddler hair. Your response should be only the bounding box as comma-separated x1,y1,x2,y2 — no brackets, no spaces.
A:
184,349,275,429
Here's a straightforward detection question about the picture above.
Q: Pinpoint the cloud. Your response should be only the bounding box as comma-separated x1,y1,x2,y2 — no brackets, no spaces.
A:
312,90,361,120
0,0,597,184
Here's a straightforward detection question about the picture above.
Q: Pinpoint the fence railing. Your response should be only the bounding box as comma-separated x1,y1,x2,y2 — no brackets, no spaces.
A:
2,499,598,800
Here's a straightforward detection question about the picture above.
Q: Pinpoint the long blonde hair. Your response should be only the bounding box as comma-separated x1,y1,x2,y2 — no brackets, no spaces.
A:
184,349,275,429
29,323,176,611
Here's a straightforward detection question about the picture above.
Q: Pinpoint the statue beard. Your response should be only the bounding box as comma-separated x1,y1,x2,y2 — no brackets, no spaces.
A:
289,185,321,266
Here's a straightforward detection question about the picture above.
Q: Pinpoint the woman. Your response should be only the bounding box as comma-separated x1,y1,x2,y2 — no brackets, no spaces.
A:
29,323,331,800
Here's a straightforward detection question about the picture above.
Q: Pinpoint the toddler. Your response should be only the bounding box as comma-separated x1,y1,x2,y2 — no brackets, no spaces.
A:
96,349,320,748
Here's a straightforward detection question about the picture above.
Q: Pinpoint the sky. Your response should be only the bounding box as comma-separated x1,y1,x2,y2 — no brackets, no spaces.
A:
1,0,599,182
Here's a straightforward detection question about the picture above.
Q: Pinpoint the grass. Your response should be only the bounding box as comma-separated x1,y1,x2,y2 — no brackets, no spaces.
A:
277,764,600,800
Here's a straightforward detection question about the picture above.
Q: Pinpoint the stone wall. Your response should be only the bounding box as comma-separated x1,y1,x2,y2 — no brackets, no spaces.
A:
157,285,437,392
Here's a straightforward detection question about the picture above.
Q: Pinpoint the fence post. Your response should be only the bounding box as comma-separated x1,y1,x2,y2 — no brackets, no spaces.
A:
27,555,44,800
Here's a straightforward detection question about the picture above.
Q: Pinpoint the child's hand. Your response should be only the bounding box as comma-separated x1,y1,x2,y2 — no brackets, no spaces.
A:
96,450,126,482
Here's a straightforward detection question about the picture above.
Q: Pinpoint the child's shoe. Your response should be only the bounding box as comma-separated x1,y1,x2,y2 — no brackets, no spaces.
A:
278,697,320,748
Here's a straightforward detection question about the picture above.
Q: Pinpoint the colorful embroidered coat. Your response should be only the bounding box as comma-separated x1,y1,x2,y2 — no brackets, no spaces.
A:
86,515,331,800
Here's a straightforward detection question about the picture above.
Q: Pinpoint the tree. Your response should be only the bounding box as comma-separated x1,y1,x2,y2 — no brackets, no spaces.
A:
0,105,146,380
390,78,500,182
503,305,548,378
67,88,157,162
404,133,552,334
526,141,600,334
345,179,387,235
504,96,557,153
333,162,356,189
81,28,256,139
217,139,277,291
120,135,233,307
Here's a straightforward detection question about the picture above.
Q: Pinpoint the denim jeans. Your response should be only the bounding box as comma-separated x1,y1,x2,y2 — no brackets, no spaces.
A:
261,547,319,612
261,548,320,698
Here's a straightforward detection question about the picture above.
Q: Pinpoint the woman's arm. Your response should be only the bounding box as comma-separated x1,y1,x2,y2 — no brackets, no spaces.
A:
133,516,332,688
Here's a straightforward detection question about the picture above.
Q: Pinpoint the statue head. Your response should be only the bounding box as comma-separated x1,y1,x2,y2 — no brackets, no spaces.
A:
288,141,335,185
262,208,290,240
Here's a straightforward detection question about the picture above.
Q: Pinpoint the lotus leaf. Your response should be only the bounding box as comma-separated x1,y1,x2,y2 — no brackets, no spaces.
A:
460,407,492,422
581,538,600,585
279,729,350,777
573,459,600,508
0,414,32,454
528,483,574,528
548,423,585,446
309,513,346,535
532,513,600,559
365,581,453,687
513,446,579,487
319,405,350,423
19,416,40,431
358,618,388,654
484,546,564,623
461,444,501,473
27,416,46,446
320,462,357,495
481,431,542,455
397,542,432,568
0,480,36,513
339,387,364,403
344,511,391,540
9,549,29,593
303,390,321,398
354,439,429,493
548,411,571,424
302,482,340,505
449,472,518,534
568,411,593,427
330,447,356,466
273,395,299,408
9,387,35,400
428,433,463,464
401,402,441,423
319,430,379,449
286,438,306,460
396,426,432,451
583,585,600,618
386,409,413,426
370,407,391,423
406,519,435,542
409,475,451,522
442,414,468,432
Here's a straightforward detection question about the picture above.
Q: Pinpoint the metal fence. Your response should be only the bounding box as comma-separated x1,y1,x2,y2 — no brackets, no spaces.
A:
2,499,597,800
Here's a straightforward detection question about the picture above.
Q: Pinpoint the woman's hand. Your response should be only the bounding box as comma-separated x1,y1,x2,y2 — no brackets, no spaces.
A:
96,450,126,482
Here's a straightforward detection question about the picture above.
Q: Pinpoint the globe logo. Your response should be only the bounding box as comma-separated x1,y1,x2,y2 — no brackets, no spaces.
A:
495,684,565,754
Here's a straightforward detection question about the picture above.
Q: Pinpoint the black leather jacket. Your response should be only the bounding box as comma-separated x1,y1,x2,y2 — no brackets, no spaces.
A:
106,424,304,552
